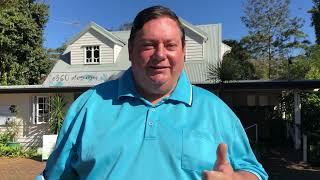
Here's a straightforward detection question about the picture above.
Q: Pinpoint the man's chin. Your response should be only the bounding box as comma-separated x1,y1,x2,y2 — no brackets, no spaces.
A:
150,81,175,94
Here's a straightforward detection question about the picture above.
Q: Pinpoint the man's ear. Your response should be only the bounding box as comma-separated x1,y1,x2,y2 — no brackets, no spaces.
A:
183,46,186,62
128,42,133,62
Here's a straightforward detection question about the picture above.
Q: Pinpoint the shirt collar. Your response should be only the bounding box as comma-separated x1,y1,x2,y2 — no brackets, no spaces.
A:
168,70,193,106
118,68,138,99
118,68,193,106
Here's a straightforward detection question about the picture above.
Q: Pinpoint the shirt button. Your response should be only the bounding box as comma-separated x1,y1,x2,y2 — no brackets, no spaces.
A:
150,108,156,112
148,121,153,126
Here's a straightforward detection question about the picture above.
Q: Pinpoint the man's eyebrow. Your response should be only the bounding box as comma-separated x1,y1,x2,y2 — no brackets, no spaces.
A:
138,39,157,43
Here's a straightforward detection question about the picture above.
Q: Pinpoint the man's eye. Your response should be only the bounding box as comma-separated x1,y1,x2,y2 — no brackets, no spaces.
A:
166,43,177,50
141,43,154,50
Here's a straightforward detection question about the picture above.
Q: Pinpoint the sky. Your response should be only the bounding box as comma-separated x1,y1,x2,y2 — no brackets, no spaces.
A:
43,0,316,49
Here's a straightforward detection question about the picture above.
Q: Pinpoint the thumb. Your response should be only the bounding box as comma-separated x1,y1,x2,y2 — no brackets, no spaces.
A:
215,143,228,170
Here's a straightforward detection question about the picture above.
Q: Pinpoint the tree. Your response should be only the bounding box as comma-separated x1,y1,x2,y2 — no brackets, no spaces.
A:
241,0,307,79
0,0,53,85
118,22,133,31
208,40,257,82
309,0,320,44
47,42,67,60
305,44,320,79
221,40,257,80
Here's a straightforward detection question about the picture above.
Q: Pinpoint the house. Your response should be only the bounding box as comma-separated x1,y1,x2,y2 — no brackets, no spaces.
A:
0,19,231,149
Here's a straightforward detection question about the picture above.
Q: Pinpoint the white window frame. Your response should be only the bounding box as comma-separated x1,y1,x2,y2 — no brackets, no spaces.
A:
33,96,50,124
84,45,101,64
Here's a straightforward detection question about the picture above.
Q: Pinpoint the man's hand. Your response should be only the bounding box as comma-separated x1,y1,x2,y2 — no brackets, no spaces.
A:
202,143,258,180
202,143,234,180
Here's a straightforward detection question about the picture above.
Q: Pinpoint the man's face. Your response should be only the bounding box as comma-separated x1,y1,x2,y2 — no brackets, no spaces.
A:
129,17,185,99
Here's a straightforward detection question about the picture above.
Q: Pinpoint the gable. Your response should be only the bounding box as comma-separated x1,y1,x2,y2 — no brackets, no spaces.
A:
69,29,114,64
64,22,125,65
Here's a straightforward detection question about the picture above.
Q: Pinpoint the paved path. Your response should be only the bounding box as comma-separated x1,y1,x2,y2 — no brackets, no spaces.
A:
0,157,45,180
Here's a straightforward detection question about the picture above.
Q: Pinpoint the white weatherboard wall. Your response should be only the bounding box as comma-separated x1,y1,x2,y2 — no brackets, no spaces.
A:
0,93,74,148
185,29,204,61
70,29,114,65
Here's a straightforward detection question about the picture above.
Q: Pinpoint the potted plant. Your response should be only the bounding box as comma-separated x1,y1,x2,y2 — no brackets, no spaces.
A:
48,94,66,134
5,105,21,147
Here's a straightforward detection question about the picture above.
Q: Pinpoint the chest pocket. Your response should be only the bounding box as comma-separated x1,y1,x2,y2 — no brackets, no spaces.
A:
181,129,219,172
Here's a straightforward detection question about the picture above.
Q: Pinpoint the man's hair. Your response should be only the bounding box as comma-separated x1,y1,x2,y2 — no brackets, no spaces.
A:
129,5,185,47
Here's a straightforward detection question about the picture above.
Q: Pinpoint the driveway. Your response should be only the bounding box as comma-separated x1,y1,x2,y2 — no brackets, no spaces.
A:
0,157,45,180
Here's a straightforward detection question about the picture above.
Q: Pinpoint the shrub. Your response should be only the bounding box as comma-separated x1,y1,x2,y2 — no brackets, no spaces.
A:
0,133,10,145
0,134,41,158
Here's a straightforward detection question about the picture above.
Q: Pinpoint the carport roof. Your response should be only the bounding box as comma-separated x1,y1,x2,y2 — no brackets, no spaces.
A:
196,80,320,91
0,85,91,94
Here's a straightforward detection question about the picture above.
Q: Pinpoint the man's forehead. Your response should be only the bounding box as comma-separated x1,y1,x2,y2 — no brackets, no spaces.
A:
137,18,181,34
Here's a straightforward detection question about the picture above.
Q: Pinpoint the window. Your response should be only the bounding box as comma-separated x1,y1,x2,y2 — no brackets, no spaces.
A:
85,46,100,64
247,95,256,106
33,96,50,124
0,105,13,125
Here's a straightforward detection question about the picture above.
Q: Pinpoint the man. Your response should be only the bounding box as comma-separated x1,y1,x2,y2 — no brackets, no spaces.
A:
39,6,268,180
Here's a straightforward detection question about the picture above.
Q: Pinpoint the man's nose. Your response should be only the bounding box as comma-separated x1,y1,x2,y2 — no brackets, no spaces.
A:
153,44,165,61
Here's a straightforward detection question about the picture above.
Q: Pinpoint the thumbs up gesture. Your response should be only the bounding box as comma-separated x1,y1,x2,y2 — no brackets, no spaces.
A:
202,143,234,180
202,143,259,180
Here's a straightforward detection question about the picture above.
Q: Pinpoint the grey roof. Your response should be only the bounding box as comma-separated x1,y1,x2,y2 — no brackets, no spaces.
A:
64,22,126,47
179,17,208,41
0,85,91,94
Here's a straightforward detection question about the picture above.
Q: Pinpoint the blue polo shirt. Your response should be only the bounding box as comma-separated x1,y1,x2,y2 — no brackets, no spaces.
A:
40,68,268,180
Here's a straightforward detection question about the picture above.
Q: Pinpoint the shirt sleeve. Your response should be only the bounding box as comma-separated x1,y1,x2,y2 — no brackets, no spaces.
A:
227,110,268,180
41,90,93,180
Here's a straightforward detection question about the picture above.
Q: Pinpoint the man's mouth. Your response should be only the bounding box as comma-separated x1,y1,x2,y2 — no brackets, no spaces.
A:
150,66,169,69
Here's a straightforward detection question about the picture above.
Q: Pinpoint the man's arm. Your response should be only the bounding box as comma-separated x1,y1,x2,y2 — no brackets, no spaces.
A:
41,90,93,179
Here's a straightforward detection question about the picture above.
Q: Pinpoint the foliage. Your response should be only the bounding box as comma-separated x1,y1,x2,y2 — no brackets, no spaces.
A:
277,91,320,133
247,44,320,80
208,61,232,83
5,119,21,142
47,42,67,60
0,144,40,158
117,22,133,31
0,133,40,158
4,104,20,142
309,0,320,44
306,44,320,71
305,66,320,79
0,0,54,85
49,94,66,134
301,92,320,133
247,59,269,79
207,40,258,82
0,144,24,157
276,56,311,80
241,0,308,79
221,40,257,80
0,132,10,145
248,59,286,79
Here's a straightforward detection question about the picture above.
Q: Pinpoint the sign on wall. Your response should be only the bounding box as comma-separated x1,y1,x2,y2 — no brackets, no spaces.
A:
43,71,124,87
